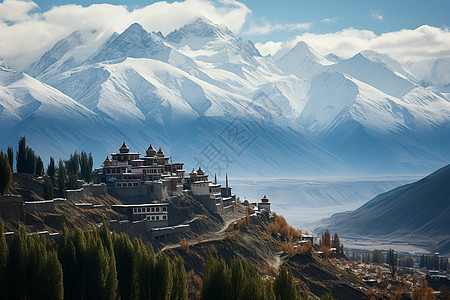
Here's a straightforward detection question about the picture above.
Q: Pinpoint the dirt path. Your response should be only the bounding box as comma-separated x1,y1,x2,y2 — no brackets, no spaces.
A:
160,212,246,252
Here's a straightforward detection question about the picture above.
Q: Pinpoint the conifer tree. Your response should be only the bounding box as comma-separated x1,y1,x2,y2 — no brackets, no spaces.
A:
25,147,36,174
99,223,118,300
43,251,64,300
273,265,298,300
57,159,67,197
84,236,109,299
134,238,155,300
43,175,53,200
47,156,56,183
230,257,245,299
16,136,26,173
80,151,94,183
7,146,13,172
201,252,231,300
0,219,8,296
171,256,188,300
6,226,28,299
152,252,173,300
0,151,12,195
264,281,276,300
113,233,138,300
35,156,44,176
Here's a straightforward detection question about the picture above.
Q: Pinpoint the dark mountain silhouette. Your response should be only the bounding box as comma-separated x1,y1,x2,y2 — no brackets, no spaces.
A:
318,164,450,253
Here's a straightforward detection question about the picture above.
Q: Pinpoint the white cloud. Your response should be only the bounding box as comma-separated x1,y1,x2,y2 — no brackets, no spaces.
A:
245,21,312,36
0,0,251,69
320,17,337,24
371,11,383,22
256,25,450,64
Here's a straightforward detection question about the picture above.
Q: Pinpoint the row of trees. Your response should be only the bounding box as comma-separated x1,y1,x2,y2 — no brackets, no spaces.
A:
0,220,188,300
201,252,311,300
0,218,337,300
16,136,44,176
319,230,343,253
419,254,448,271
1,136,95,199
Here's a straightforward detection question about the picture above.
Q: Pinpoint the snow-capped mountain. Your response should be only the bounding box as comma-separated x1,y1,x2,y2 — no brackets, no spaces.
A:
275,41,334,80
1,18,449,176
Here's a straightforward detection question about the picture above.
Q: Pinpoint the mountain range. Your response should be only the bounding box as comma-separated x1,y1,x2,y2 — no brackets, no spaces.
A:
316,164,450,254
1,18,449,176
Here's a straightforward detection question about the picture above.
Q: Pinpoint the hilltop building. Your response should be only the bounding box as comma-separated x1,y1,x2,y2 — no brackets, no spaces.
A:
94,142,236,216
258,195,271,212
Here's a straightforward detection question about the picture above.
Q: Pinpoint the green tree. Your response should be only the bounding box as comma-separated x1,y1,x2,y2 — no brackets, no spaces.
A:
6,225,28,299
43,175,53,200
152,252,173,300
7,146,13,172
57,159,67,197
47,156,56,183
321,292,334,300
35,156,44,176
43,251,64,300
134,238,155,300
80,151,94,183
66,151,80,178
0,219,8,296
171,256,188,300
273,265,298,300
113,233,138,300
68,172,77,190
16,136,26,173
201,252,231,300
25,147,36,175
0,151,12,195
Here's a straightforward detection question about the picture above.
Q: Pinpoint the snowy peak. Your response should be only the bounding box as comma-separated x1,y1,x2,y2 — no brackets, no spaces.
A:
86,23,170,64
275,41,333,79
360,50,417,83
166,17,234,44
328,53,416,98
25,31,84,78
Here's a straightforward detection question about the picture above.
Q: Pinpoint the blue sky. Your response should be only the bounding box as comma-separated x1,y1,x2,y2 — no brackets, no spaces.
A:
28,0,450,43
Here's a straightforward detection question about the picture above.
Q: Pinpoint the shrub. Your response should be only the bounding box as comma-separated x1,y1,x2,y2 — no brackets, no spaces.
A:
180,238,190,252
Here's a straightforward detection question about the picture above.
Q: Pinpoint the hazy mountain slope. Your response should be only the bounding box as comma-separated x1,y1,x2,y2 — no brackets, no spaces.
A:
328,53,416,98
318,164,450,252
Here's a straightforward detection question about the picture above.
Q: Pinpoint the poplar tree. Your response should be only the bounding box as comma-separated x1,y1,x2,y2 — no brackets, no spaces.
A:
201,252,231,300
7,146,13,172
57,159,67,197
6,226,28,299
43,175,53,200
273,265,298,300
47,156,56,183
16,136,26,173
35,156,44,176
113,233,138,300
0,151,12,195
171,256,188,300
152,252,173,300
0,219,7,296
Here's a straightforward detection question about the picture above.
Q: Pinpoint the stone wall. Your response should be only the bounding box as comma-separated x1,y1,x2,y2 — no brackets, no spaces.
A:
0,195,24,220
65,189,85,202
24,200,55,213
82,183,107,196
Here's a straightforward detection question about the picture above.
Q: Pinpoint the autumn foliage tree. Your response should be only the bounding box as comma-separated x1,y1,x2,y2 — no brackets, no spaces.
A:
411,280,435,300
